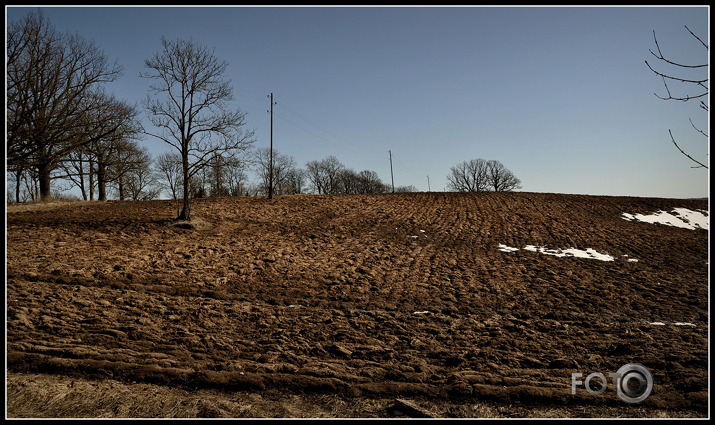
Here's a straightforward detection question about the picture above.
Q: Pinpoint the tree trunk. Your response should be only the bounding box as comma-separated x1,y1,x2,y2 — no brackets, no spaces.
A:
15,169,22,203
118,177,125,201
178,157,191,220
37,163,52,202
97,162,107,201
89,159,95,201
78,157,87,201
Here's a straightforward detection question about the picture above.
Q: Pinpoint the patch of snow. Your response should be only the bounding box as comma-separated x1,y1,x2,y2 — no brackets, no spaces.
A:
498,244,519,253
648,321,696,327
523,245,615,261
413,311,430,315
622,208,708,230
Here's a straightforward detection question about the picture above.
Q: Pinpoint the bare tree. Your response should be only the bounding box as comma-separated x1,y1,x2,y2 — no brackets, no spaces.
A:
254,148,299,196
111,140,156,201
395,185,418,193
7,9,124,201
305,160,327,194
447,159,489,192
156,152,183,201
447,158,520,192
83,96,143,201
356,170,387,194
486,159,522,192
283,167,306,195
304,156,346,194
58,147,92,200
224,157,249,196
141,37,255,220
645,26,708,169
338,168,360,194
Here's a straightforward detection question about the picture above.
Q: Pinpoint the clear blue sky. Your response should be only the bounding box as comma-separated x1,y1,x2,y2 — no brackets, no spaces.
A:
6,5,710,198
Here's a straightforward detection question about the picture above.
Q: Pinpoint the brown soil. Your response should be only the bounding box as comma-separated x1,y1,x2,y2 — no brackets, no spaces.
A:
5,192,709,418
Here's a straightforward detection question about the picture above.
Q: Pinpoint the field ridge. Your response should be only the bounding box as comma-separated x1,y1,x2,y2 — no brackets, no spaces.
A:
6,192,709,417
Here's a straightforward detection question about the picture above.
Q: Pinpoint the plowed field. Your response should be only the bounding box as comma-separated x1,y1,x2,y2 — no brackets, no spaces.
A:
5,192,709,418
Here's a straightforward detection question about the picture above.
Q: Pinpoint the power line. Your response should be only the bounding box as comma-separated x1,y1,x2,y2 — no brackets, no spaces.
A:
276,100,385,161
239,92,425,187
274,114,385,163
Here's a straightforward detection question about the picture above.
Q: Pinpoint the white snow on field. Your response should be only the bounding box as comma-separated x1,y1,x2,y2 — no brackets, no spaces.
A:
649,321,697,327
524,245,615,261
622,208,708,230
498,244,615,261
497,244,520,253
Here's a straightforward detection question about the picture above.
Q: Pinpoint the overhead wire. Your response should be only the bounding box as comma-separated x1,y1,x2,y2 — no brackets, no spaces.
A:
275,99,386,162
235,89,423,184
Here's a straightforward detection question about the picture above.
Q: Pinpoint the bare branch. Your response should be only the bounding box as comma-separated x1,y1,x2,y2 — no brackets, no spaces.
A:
669,130,708,169
645,59,709,86
689,118,708,138
685,25,708,50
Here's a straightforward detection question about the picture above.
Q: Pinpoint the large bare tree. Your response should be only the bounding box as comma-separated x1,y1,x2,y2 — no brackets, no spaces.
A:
447,158,489,192
7,9,124,201
486,159,522,192
305,156,345,194
645,26,708,169
447,158,521,192
141,37,255,220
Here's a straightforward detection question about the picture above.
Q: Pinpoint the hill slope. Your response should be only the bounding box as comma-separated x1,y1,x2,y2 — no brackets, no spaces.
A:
6,192,709,417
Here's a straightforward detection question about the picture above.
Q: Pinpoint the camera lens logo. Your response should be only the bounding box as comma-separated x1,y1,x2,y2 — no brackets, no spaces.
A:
614,363,653,404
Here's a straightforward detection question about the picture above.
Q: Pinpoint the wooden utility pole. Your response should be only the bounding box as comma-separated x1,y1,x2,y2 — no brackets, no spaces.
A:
427,175,431,192
389,150,394,193
268,93,275,200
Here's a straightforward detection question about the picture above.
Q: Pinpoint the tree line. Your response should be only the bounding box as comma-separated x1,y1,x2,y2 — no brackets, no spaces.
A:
6,9,520,218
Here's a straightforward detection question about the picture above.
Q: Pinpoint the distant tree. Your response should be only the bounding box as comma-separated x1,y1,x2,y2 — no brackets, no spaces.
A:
447,158,520,192
645,26,708,169
446,158,489,192
486,160,522,192
395,185,418,193
254,148,300,196
84,96,143,201
141,36,255,220
356,170,387,194
112,142,157,201
225,158,250,196
305,156,345,194
203,153,248,197
338,169,360,194
7,9,124,201
58,147,93,201
283,167,307,195
156,152,183,201
305,160,327,194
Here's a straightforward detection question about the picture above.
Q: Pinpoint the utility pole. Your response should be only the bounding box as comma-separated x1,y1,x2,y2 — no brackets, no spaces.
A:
389,150,395,193
427,175,431,192
267,93,276,200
